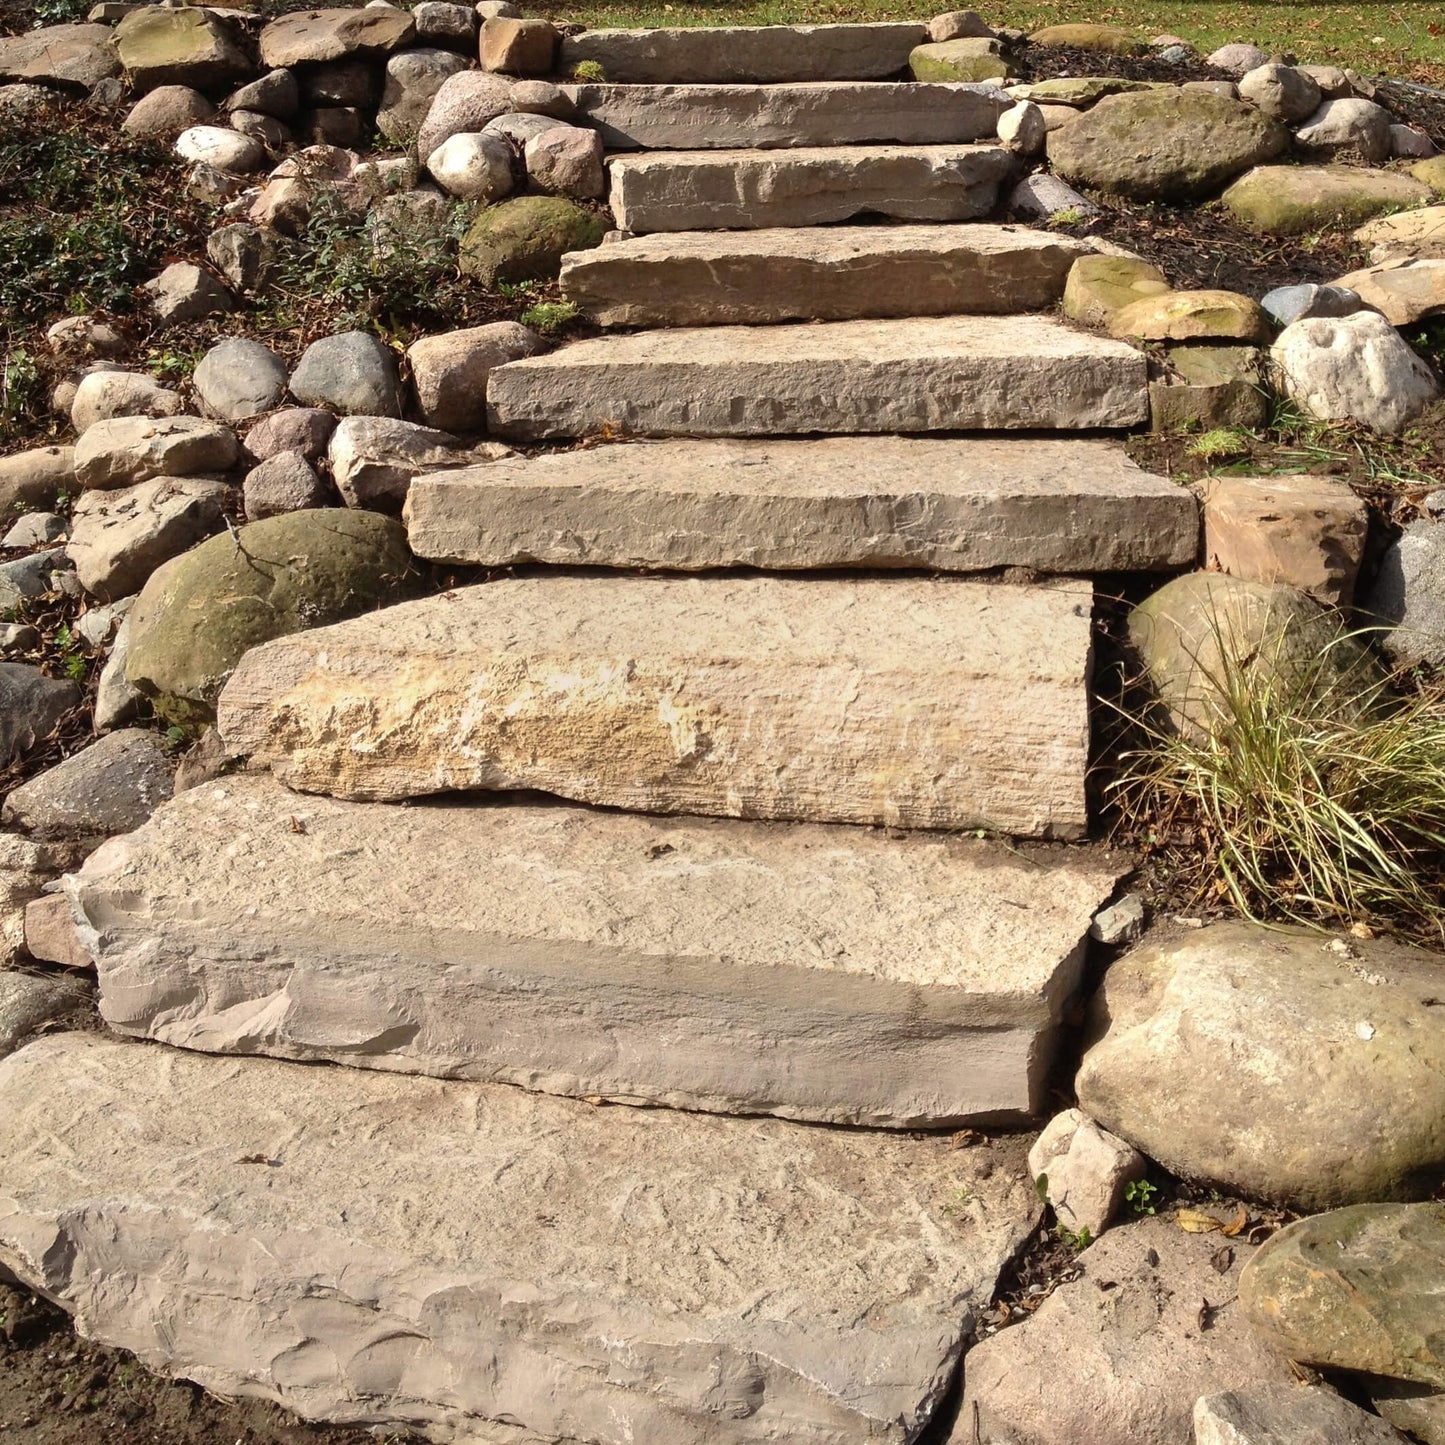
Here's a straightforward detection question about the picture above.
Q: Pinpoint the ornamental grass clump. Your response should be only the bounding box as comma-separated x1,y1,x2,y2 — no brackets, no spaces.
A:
1112,619,1445,942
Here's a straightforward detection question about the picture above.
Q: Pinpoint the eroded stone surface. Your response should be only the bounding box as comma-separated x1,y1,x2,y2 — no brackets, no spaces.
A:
561,224,1092,326
217,573,1096,837
77,773,1126,1124
485,315,1149,439
405,436,1197,573
0,1031,1038,1444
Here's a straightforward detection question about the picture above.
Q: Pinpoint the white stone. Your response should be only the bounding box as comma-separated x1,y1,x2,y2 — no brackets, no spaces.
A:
1027,1108,1147,1237
996,99,1045,153
1295,97,1392,164
425,130,514,201
485,314,1149,439
174,123,265,173
217,572,1097,837
404,435,1198,573
70,370,184,434
327,415,484,511
1271,311,1441,434
0,1031,1039,1445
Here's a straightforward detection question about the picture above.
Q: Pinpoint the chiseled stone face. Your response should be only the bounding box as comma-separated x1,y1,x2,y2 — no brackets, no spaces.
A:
0,1031,1040,1444
217,571,1096,837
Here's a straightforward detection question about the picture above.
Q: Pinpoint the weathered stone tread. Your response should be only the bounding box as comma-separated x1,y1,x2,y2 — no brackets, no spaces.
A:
405,436,1197,573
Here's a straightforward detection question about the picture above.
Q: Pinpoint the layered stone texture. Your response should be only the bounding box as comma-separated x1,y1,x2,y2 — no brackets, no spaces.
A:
0,1032,1038,1445
405,436,1198,573
216,573,1096,836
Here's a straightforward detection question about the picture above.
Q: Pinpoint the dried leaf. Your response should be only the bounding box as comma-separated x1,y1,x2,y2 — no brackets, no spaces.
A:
1176,1208,1224,1234
288,816,306,834
1221,1206,1249,1238
1210,1245,1235,1275
1198,1297,1218,1330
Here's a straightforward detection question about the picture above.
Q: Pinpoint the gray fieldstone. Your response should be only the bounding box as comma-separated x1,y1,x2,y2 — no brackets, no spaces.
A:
93,614,143,733
1301,63,1353,97
45,317,124,357
1260,281,1365,326
0,23,118,88
483,109,558,146
0,972,87,1059
1090,892,1145,945
1364,518,1445,670
70,371,183,435
0,550,66,614
1078,923,1445,1210
1296,97,1394,164
1207,42,1269,75
74,597,131,649
1392,123,1436,158
426,130,515,201
0,83,56,121
1194,1386,1412,1445
74,416,241,491
243,452,331,520
524,124,606,197
415,69,516,155
193,339,288,422
928,10,994,41
174,124,265,174
0,664,80,768
2,513,66,549
413,0,477,49
1028,1108,1146,1237
206,222,279,295
225,68,300,119
327,415,489,511
122,84,214,137
376,47,469,143
1009,171,1099,220
67,476,228,602
244,407,335,461
0,447,75,517
142,262,234,325
1236,62,1321,121
289,331,403,417
996,99,1045,154
1272,311,1441,434
230,109,289,152
2,728,174,839
406,321,545,432
258,6,416,67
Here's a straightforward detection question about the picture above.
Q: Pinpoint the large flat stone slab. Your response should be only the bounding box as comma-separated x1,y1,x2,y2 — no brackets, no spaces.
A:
607,144,1013,231
485,316,1150,439
561,224,1092,326
558,23,927,83
0,1032,1039,1445
217,573,1095,836
560,79,1006,149
405,436,1198,572
74,774,1128,1124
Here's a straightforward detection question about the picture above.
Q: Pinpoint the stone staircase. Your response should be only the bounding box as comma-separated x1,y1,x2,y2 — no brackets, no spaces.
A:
0,25,1199,1445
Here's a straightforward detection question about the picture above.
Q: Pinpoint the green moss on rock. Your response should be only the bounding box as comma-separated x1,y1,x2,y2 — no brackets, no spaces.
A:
459,196,608,288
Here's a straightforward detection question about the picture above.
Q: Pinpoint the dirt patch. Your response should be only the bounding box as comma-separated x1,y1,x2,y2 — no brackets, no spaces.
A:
1017,41,1235,86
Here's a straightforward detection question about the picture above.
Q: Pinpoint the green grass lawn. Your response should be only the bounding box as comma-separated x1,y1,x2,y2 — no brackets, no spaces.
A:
533,1,1445,81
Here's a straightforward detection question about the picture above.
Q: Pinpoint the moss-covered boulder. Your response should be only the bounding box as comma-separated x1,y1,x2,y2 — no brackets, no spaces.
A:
1224,165,1434,236
125,509,415,727
1148,345,1268,432
1028,23,1144,55
1108,289,1272,343
1047,89,1287,202
459,196,608,287
1062,254,1170,327
113,6,252,92
908,38,1012,83
1408,155,1445,195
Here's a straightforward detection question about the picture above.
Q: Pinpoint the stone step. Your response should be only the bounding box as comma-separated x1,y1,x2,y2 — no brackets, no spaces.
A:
0,1032,1038,1445
405,436,1198,573
561,225,1094,327
560,80,1006,150
559,22,927,84
607,144,1013,232
485,315,1150,440
216,573,1095,837
73,774,1129,1125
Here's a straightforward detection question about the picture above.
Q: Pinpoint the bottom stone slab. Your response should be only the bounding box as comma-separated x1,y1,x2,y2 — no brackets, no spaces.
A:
0,1033,1038,1445
72,775,1129,1124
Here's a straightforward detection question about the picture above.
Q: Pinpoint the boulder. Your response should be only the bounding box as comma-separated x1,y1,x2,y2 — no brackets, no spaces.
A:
173,124,265,173
1224,165,1433,235
1029,22,1142,53
458,194,607,285
289,331,404,418
1027,1108,1146,1238
67,477,228,602
142,261,235,324
0,665,81,768
70,370,183,434
1047,89,1286,202
0,24,119,88
259,7,415,67
1207,42,1269,75
996,100,1045,154
121,83,213,136
205,222,279,294
112,6,251,92
1364,518,1445,670
415,69,514,155
1241,1204,1445,1393
1295,97,1393,164
928,11,993,42
1260,281,1365,325
376,47,468,143
1271,311,1441,434
224,68,299,119
244,408,335,462
192,339,288,423
1062,254,1170,327
1127,572,1368,738
231,109,289,152
1202,473,1367,605
0,973,88,1059
1149,345,1268,432
406,321,545,432
957,1216,1296,1445
0,447,74,517
327,416,482,511
426,131,515,201
479,15,559,74
1356,205,1445,262
125,509,414,724
524,124,606,198
1236,62,1321,122
414,1,477,49
2,728,174,839
74,416,240,491
908,38,1011,83
1108,289,1271,343
23,893,92,971
243,452,330,520
1194,1387,1413,1445
1077,923,1445,1210
1332,257,1445,326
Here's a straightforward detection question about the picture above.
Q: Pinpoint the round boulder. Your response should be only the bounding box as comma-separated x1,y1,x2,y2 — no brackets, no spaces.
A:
1236,62,1320,122
426,131,515,201
193,338,288,423
458,195,607,286
289,331,404,418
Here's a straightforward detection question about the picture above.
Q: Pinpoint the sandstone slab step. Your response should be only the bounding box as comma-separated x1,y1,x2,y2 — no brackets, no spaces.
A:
561,225,1092,327
73,774,1129,1124
0,1032,1039,1444
485,316,1150,439
405,436,1198,573
560,79,1006,149
558,23,927,84
217,573,1095,836
607,144,1013,231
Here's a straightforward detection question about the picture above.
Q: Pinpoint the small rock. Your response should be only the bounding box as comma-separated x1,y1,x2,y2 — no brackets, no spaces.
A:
927,10,993,42
230,109,289,152
74,597,132,649
1391,123,1436,159
0,550,66,614
0,664,81,769
186,160,247,206
0,972,88,1059
1090,893,1144,945
1364,518,1445,670
142,262,234,326
1109,289,1272,343
1260,281,1364,326
406,321,545,432
193,339,288,424
509,79,574,119
74,416,241,491
244,408,336,462
68,477,228,602
289,331,404,418
243,451,330,520
122,83,213,137
94,614,143,733
413,1,477,49
1301,64,1352,98
1206,42,1270,75
475,0,520,16
995,100,1045,155
225,68,299,119
2,513,66,549
484,109,562,146
1194,1386,1413,1445
1237,63,1321,123
1295,98,1393,165
71,371,184,435
480,16,560,75
0,82,57,121
1149,344,1268,432
328,415,473,510
24,893,93,971
0,623,38,652
174,124,265,174
1009,172,1098,221
2,729,175,839
1272,311,1441,434
1028,1108,1146,1237
206,222,278,295
426,130,515,201
523,124,605,198
45,316,124,357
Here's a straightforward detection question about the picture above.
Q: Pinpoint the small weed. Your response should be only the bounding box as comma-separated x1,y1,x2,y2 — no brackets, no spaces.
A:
1046,206,1087,228
1055,1222,1094,1252
1186,427,1253,463
940,1185,976,1217
1125,1179,1159,1216
519,299,580,333
569,60,606,80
